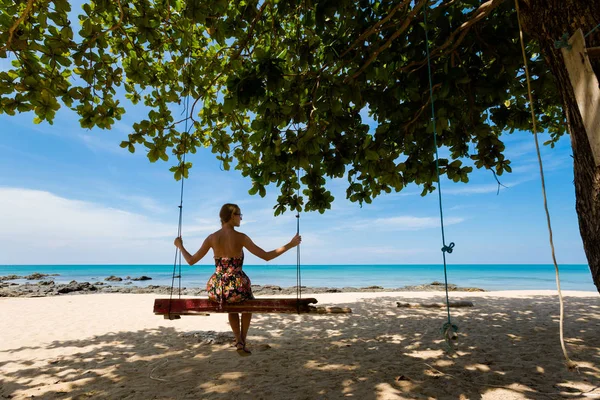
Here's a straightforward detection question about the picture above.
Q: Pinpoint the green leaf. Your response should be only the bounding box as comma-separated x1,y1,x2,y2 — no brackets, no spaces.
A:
0,0,568,217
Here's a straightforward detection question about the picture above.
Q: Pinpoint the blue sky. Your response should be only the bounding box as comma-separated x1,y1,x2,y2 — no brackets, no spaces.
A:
0,94,587,266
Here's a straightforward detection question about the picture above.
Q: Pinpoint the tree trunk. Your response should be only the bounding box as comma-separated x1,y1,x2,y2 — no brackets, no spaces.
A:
518,0,600,294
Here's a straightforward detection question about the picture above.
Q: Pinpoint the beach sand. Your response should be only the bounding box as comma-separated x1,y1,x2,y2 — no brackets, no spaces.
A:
1,291,599,399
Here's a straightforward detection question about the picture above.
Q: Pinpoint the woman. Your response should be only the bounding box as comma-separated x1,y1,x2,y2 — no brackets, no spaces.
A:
174,203,301,355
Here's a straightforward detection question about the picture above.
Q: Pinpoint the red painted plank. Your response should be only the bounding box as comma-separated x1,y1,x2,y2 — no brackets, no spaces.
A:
154,298,319,315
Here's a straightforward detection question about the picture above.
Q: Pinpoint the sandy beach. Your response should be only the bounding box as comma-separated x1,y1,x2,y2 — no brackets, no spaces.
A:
1,290,599,399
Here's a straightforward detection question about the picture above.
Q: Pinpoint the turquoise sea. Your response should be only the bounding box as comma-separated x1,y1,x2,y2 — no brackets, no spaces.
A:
0,264,596,291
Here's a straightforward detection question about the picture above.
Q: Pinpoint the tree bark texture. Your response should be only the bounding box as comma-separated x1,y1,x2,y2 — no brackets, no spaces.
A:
518,0,600,293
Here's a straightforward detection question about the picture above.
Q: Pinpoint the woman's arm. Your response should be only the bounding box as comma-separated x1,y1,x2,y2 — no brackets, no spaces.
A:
174,236,212,265
242,234,301,262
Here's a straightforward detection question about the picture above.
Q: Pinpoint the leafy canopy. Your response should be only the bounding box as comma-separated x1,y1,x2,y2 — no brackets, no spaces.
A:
0,0,564,214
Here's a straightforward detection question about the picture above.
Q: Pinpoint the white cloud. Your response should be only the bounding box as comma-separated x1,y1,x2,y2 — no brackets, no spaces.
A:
442,175,537,195
117,194,169,214
77,133,129,156
505,139,537,158
442,183,507,195
0,187,187,263
334,215,464,232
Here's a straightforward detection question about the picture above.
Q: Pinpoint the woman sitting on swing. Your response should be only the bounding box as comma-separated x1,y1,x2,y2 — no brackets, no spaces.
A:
174,203,301,355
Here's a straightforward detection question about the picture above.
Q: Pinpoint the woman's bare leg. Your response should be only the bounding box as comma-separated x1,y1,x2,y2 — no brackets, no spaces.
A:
228,313,242,344
241,313,252,344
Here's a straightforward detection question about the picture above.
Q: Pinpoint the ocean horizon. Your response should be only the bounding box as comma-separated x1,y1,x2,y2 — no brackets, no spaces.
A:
0,264,595,292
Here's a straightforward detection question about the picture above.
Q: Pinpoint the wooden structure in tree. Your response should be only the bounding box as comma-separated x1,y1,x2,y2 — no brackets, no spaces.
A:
561,29,600,166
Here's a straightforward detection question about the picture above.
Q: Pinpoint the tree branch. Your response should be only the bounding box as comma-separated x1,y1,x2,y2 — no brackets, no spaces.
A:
402,82,442,130
491,170,507,195
348,0,428,82
231,2,267,61
80,0,125,51
338,0,412,60
0,0,37,53
188,3,267,122
397,0,507,74
326,0,413,78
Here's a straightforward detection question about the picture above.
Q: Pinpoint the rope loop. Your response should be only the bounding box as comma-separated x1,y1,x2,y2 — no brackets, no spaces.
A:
554,33,572,50
441,321,459,344
441,242,455,254
556,22,600,52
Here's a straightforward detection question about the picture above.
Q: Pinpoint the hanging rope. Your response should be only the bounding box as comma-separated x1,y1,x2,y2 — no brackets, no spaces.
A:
167,120,187,317
294,0,303,314
168,36,193,318
514,0,576,369
168,96,190,314
296,163,302,310
584,22,600,38
422,1,458,346
554,17,600,49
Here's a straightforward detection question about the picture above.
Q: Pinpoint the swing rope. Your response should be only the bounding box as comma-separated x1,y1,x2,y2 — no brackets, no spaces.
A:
168,98,188,316
554,15,600,50
584,22,600,39
514,0,576,369
295,0,303,313
422,1,458,343
168,42,193,317
296,164,302,309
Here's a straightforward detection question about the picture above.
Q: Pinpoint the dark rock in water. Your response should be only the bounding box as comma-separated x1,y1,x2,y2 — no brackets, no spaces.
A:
262,285,282,291
25,273,49,280
57,282,98,294
430,281,443,286
132,276,152,281
464,287,485,292
105,275,123,282
0,278,486,298
0,274,22,281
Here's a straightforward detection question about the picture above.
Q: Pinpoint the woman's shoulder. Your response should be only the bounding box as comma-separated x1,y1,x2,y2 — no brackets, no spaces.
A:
211,229,247,239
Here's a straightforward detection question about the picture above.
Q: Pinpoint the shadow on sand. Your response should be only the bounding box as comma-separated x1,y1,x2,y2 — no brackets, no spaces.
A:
1,294,599,399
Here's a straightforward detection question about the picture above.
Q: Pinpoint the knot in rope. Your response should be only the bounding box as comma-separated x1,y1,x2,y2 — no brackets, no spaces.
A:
441,321,459,343
554,33,572,50
441,242,455,254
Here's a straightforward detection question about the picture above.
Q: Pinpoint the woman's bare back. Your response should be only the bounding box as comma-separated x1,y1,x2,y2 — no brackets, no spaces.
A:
210,228,245,258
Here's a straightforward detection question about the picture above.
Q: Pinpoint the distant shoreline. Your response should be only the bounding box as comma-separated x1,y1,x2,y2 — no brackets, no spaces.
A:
0,276,487,298
1,263,596,292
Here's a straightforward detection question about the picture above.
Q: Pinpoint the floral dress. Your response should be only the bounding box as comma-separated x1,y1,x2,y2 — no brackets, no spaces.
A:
206,256,254,304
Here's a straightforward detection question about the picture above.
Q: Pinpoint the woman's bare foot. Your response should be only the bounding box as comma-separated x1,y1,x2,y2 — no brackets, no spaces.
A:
235,341,251,356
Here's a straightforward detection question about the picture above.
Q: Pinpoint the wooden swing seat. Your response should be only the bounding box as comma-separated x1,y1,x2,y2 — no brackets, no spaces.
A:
154,297,352,318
